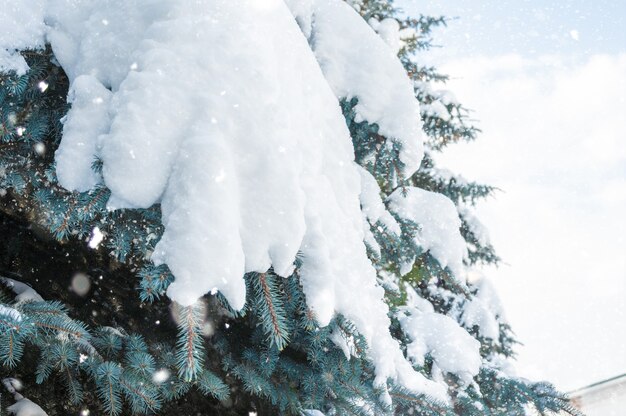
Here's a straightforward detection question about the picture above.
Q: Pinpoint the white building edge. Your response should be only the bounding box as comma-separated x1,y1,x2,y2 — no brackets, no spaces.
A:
565,373,626,416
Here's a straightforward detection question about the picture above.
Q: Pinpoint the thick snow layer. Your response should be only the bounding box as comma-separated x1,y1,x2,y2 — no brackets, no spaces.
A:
55,75,111,191
1,0,443,399
400,311,481,384
283,0,314,37
368,17,402,53
368,17,416,55
46,0,171,91
0,1,46,74
287,0,424,178
398,288,481,385
387,187,467,278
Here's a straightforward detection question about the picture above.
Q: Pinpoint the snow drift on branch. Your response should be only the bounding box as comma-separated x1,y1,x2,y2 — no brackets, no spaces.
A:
287,0,424,177
398,287,481,386
0,0,443,399
388,186,467,277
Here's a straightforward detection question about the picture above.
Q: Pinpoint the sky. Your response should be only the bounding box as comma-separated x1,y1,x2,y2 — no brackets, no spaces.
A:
397,0,626,391
404,0,626,58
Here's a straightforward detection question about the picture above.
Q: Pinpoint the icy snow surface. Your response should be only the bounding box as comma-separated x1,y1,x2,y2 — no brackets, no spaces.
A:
388,187,467,277
0,0,450,399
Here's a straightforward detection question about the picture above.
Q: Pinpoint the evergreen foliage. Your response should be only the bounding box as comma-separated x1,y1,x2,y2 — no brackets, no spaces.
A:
0,2,580,415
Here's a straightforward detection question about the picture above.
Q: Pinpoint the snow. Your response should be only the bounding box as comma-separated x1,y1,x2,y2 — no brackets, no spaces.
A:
288,0,424,178
357,166,401,235
461,276,504,340
431,167,469,186
3,380,47,415
1,0,449,400
369,17,402,54
422,100,451,121
2,378,23,394
87,226,104,249
0,305,22,321
377,270,400,294
419,88,459,123
0,277,44,303
6,395,48,416
152,368,170,384
45,1,170,91
400,311,481,384
282,0,314,37
0,1,46,74
459,205,491,247
387,187,467,278
302,410,326,416
398,288,481,385
369,17,416,55
0,50,28,75
435,90,459,107
362,219,382,258
101,326,124,337
329,327,353,360
45,1,318,309
55,75,111,192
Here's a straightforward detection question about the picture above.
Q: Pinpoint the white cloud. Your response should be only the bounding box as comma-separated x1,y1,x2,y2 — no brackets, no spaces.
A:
435,53,626,390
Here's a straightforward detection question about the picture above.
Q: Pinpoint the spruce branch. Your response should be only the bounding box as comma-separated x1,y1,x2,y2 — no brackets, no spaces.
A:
250,272,290,350
174,302,205,382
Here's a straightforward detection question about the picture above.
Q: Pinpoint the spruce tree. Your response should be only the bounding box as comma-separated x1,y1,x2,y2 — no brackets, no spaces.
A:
0,1,581,415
